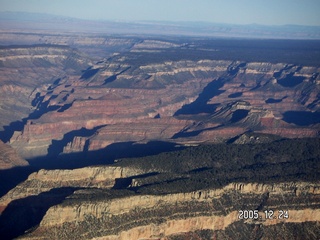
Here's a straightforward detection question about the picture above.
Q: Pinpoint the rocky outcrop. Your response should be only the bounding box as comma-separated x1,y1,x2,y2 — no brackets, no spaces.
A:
1,27,320,240
0,140,28,170
0,166,143,213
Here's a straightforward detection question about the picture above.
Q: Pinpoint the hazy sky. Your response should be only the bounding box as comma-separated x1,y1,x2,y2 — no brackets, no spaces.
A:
1,0,320,26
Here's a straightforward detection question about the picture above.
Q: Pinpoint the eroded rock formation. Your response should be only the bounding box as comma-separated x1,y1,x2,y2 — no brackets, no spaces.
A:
0,45,90,135
3,53,319,160
0,140,28,170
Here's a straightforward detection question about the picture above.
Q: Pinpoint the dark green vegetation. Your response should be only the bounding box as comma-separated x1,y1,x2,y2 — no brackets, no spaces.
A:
50,192,319,239
115,138,320,194
167,222,320,240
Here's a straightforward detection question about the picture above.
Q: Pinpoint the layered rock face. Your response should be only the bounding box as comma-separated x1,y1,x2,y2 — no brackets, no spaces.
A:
3,47,320,159
0,45,89,134
0,166,142,212
21,182,320,240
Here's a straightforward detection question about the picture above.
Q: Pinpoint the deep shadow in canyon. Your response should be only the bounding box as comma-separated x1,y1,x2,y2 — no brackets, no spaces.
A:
0,166,36,198
171,125,223,139
36,140,184,170
0,140,185,198
282,111,320,126
0,187,79,240
230,109,249,123
174,62,245,116
47,125,107,159
265,97,287,104
174,77,225,115
0,94,62,143
0,120,25,143
80,68,99,80
277,73,305,88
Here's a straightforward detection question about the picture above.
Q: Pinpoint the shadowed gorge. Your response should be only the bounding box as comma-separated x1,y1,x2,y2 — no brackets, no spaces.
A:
277,73,305,87
230,109,249,123
0,187,79,239
80,68,99,80
174,77,225,115
47,125,107,158
228,92,243,98
282,111,320,126
265,97,285,103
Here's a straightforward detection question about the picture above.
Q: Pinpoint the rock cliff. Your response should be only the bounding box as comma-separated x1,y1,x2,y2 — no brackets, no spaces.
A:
12,179,320,239
0,45,90,135
0,140,28,170
0,166,143,212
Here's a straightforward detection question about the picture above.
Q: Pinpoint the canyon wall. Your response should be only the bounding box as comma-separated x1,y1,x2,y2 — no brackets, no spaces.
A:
0,45,90,135
1,38,319,161
3,54,319,160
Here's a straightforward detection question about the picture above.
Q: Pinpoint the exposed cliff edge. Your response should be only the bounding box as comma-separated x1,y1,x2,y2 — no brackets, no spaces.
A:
14,181,320,239
0,166,143,211
0,138,319,239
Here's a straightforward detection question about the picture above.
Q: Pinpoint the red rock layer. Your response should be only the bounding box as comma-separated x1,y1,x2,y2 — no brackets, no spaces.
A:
4,58,320,159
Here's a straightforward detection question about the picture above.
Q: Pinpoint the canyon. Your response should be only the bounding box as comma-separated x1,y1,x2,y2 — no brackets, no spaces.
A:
1,39,319,161
0,31,319,239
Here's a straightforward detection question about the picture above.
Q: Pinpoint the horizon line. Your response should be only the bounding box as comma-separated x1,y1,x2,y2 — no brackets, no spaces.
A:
1,11,320,28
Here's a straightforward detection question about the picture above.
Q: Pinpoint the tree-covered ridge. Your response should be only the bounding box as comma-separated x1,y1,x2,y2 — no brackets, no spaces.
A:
116,138,320,194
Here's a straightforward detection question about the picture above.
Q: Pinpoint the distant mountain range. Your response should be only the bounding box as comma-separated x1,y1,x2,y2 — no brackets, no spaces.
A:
1,11,320,39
